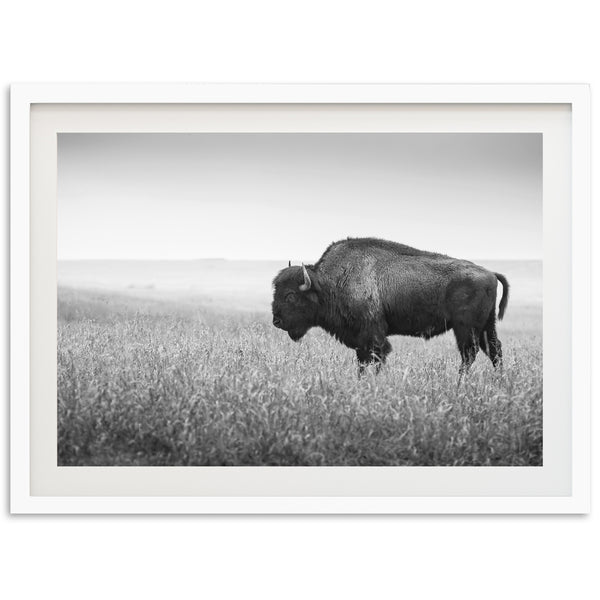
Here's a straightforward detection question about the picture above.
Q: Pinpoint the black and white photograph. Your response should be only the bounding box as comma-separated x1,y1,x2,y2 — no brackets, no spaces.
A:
57,132,542,467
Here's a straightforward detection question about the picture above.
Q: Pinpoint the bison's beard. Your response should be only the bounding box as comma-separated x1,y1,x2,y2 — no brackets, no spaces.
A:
288,330,306,342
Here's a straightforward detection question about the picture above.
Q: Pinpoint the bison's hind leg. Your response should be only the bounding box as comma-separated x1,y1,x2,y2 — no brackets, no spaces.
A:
479,312,503,369
356,338,392,375
453,326,479,376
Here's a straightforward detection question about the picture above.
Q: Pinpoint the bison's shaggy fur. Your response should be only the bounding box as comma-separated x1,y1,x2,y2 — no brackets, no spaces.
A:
272,237,509,373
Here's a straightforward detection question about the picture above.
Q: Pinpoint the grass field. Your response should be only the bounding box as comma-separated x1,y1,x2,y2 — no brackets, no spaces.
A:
57,273,543,466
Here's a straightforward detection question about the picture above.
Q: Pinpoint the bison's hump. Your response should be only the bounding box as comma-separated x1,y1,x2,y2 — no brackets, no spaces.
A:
316,237,446,266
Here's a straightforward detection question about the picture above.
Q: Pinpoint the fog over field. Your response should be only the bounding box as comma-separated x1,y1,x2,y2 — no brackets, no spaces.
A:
58,258,542,314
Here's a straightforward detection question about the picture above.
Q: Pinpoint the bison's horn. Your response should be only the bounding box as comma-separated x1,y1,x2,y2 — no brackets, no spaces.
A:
299,263,311,291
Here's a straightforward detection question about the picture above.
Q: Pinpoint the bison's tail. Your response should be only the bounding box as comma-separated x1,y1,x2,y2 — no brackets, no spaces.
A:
495,272,509,320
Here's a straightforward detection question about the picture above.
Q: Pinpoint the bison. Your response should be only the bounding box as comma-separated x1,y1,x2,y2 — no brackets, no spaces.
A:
271,237,509,374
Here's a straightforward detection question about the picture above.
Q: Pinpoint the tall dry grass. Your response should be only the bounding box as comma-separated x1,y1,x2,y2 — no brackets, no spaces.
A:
58,287,542,466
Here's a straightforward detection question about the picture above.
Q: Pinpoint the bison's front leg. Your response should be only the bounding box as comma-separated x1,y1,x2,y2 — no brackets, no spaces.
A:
356,339,392,375
356,348,373,375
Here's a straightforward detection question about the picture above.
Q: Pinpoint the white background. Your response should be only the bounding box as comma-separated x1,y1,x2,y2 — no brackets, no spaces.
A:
1,2,596,599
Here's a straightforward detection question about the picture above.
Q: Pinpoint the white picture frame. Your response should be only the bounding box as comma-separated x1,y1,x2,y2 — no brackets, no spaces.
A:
10,83,591,514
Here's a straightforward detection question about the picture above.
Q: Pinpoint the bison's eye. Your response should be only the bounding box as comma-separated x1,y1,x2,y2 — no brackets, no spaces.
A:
285,292,296,303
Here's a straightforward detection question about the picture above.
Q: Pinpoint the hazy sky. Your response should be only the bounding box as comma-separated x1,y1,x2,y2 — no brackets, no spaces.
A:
58,133,542,261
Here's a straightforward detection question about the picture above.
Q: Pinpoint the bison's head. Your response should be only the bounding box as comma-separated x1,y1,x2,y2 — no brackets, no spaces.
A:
271,264,320,341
